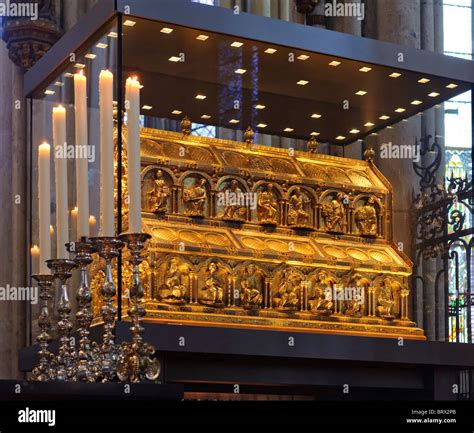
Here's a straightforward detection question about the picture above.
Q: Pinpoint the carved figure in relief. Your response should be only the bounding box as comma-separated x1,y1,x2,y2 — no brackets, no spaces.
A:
288,187,311,227
344,273,367,317
355,197,378,236
272,270,301,311
257,184,278,224
321,194,346,232
308,271,334,314
240,263,264,308
377,278,395,318
159,258,189,304
199,262,225,307
222,180,247,222
183,178,207,217
147,169,170,213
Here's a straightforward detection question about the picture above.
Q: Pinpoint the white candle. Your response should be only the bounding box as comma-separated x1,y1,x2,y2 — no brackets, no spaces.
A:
53,105,69,258
99,69,115,236
38,142,51,273
125,76,142,233
31,245,40,276
89,215,97,237
74,70,90,239
70,206,78,240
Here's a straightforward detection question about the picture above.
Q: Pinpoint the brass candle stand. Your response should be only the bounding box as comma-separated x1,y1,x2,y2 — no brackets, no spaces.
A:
116,232,160,383
90,236,123,382
71,238,100,382
31,273,56,381
46,258,77,381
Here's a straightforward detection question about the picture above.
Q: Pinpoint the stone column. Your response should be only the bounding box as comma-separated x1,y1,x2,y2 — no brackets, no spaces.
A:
419,0,437,340
325,0,363,160
362,0,377,39
327,0,362,36
0,41,27,379
375,0,422,330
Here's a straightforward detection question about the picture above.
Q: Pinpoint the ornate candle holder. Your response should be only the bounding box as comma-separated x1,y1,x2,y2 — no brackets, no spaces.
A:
90,236,123,382
70,238,100,382
116,232,160,383
47,258,77,381
31,273,56,381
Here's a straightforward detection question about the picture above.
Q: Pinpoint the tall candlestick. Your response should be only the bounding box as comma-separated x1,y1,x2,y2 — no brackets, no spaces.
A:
38,142,51,273
74,70,90,239
53,105,69,258
99,70,115,236
125,76,142,233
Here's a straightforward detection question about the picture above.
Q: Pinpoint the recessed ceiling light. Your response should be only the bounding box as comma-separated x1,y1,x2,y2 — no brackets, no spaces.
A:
96,42,108,49
435,104,442,108
85,53,96,59
255,104,266,110
359,66,372,72
395,107,406,112
402,119,408,122
371,133,378,136
428,92,440,97
446,83,458,88
364,122,375,127
231,41,243,47
336,135,346,140
411,100,423,105
74,63,85,69
329,60,341,66
284,128,294,132
235,68,247,74
168,56,181,62
349,129,360,134
142,105,152,110
355,90,367,96
54,81,64,87
108,31,118,38
311,113,322,119
257,123,267,128
264,48,277,54
171,110,182,115
229,119,239,124
196,34,209,41
160,27,173,34
387,126,393,129
310,131,320,136
44,89,55,95
379,115,390,120
64,72,74,78
195,94,206,100
297,80,309,85
418,78,430,84
297,54,309,61
389,72,401,78
201,114,211,119
124,20,136,27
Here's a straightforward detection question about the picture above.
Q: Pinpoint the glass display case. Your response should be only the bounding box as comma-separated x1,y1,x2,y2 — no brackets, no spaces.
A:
25,0,473,343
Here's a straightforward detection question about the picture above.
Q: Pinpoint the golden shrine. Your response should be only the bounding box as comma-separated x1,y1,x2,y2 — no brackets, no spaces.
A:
90,124,424,340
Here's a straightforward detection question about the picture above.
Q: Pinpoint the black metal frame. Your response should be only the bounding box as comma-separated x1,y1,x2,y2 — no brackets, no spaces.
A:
20,0,474,398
